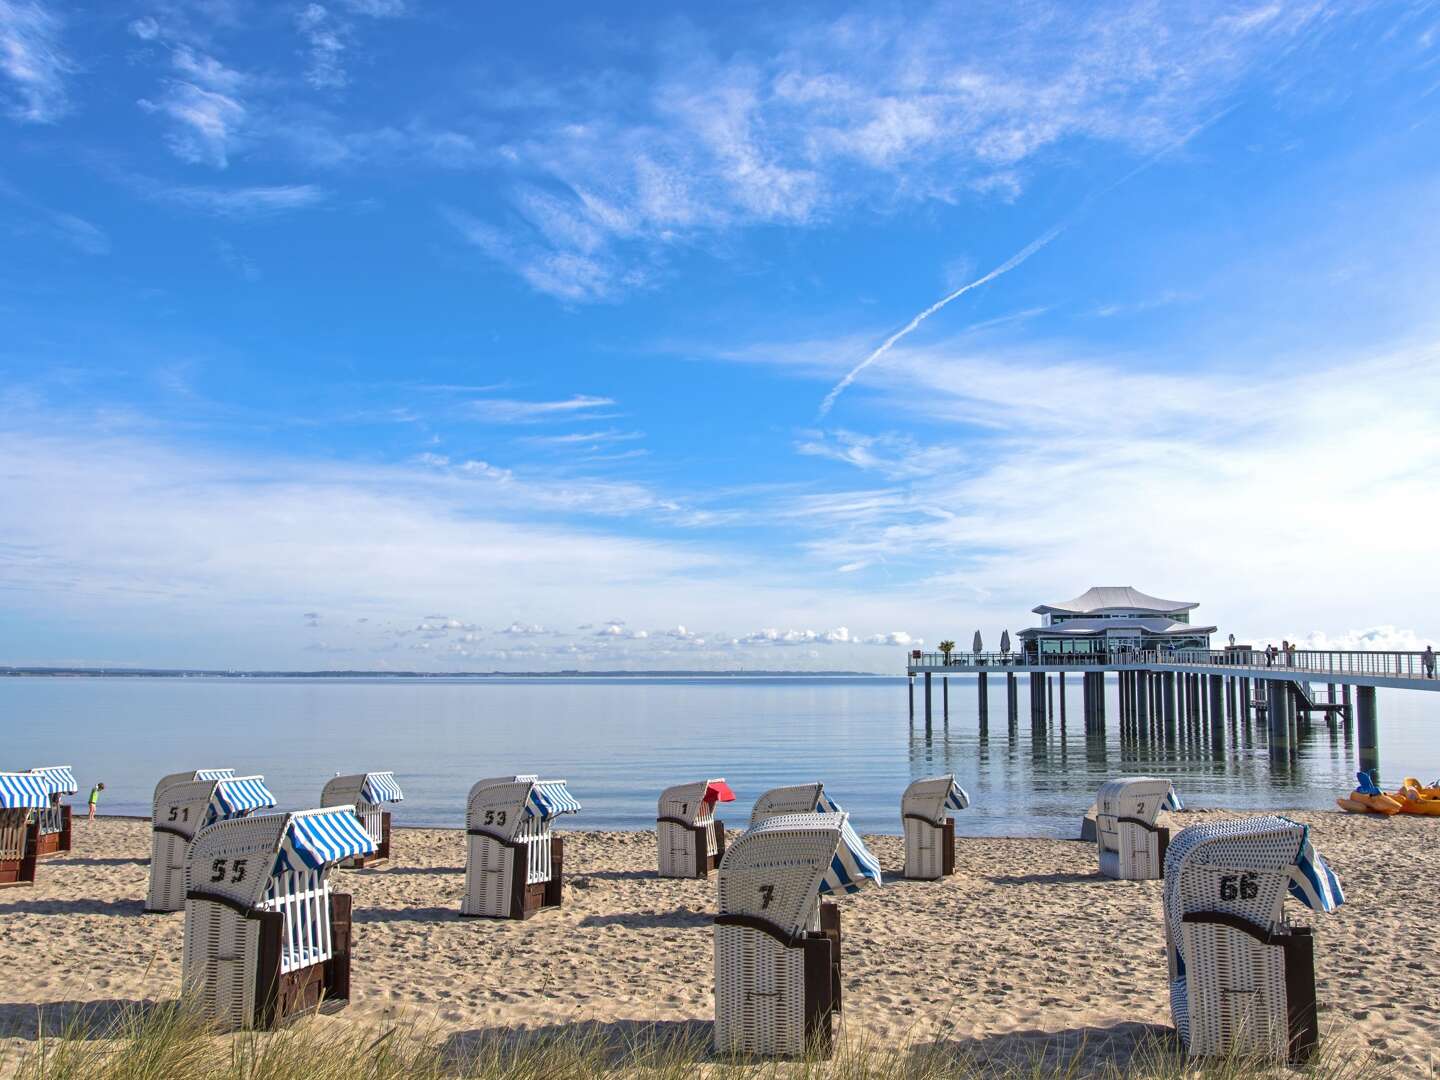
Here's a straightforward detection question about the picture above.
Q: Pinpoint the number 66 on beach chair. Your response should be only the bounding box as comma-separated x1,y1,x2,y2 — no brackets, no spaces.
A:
320,772,403,868
181,806,376,1031
714,812,882,1058
657,779,734,878
1163,816,1343,1063
462,775,580,919
901,775,969,880
1096,777,1182,880
148,771,274,912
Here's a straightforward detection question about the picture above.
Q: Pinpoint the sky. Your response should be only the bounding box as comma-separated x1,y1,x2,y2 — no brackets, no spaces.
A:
2,0,1439,672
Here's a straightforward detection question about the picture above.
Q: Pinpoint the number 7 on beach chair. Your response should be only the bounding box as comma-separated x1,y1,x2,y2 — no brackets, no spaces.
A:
657,778,734,878
181,806,376,1030
714,811,882,1058
462,775,580,919
901,775,969,880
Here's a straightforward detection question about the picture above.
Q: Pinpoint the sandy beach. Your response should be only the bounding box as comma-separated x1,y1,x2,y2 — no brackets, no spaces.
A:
1,812,1435,1072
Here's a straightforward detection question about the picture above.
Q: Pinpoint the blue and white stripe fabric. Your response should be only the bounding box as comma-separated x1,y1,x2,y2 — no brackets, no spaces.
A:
1289,827,1344,912
819,817,883,895
944,781,971,811
274,808,378,874
0,772,54,809
524,779,581,820
360,772,404,804
815,789,841,814
1163,785,1184,812
29,766,78,796
206,776,276,824
194,768,235,782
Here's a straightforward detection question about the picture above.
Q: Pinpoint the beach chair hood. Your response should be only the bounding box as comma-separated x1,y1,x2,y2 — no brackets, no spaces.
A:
467,776,578,841
902,775,970,824
322,771,404,807
750,783,841,825
1098,777,1181,825
205,775,277,826
525,779,581,820
28,766,78,796
705,779,736,804
0,771,55,809
819,817,884,896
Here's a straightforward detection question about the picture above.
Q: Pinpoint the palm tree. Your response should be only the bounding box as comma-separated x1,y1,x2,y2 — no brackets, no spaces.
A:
938,640,955,665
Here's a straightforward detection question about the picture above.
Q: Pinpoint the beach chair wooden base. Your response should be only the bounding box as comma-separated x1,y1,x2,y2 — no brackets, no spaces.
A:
658,817,726,878
714,900,842,1058
462,834,564,919
0,856,36,887
902,816,955,880
33,806,72,859
0,812,37,887
254,893,354,1029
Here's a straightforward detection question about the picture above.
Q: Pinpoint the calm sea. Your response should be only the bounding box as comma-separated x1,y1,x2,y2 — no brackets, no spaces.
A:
3,675,1433,838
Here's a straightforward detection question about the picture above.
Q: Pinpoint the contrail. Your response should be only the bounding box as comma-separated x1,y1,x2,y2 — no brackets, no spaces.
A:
818,222,1067,416
818,110,1231,416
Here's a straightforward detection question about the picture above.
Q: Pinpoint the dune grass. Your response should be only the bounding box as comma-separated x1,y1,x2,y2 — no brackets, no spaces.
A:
3,1003,1392,1080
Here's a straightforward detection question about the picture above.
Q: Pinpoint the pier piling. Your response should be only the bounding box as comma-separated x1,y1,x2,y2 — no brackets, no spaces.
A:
1357,685,1378,777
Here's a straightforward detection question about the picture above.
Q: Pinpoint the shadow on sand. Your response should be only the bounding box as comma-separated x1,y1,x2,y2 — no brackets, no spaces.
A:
440,1018,711,1067
0,999,173,1041
912,1021,1175,1076
578,908,711,931
0,897,149,917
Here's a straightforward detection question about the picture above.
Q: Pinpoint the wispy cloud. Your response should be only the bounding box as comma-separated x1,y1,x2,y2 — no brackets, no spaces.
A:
0,0,72,123
296,4,348,90
139,81,247,167
154,183,328,217
469,395,616,423
521,429,644,447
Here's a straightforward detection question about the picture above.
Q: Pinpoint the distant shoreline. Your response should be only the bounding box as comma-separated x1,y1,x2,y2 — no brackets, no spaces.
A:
0,667,895,679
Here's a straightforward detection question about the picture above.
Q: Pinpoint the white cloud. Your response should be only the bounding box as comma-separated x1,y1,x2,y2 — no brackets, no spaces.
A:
862,631,920,647
296,4,348,90
128,16,160,41
156,183,328,217
170,45,247,94
139,81,247,167
0,0,72,123
1292,626,1436,652
468,395,616,423
501,622,548,635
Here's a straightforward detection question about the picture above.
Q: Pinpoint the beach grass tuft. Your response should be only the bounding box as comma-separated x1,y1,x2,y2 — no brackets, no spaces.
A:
5,1003,1393,1080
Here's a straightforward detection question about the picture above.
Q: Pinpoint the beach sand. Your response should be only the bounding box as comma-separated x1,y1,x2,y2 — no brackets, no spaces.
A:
1,811,1436,1072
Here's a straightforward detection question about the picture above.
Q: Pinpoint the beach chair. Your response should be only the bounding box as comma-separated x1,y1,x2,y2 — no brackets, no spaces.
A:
657,779,735,878
27,766,77,857
1095,777,1182,880
901,775,969,880
181,806,375,1031
462,775,580,919
320,772,403,868
1164,816,1343,1063
714,811,882,1057
749,783,841,826
0,772,55,887
148,772,274,912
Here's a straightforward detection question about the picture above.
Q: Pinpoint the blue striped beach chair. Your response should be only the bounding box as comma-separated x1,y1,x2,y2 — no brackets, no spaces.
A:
0,771,57,887
901,775,969,880
1096,776,1183,880
714,811,882,1057
320,772,403,867
27,766,77,857
748,782,841,826
181,805,376,1030
1164,816,1343,1063
462,775,580,919
148,771,274,912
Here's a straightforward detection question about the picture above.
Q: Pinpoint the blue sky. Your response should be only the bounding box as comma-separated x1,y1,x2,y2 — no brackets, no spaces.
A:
2,0,1438,671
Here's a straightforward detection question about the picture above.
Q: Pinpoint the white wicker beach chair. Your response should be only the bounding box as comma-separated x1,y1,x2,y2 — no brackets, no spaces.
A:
901,775,969,880
462,775,580,919
27,766,77,857
749,783,840,826
0,772,55,887
148,772,274,912
1095,777,1182,880
1163,816,1343,1063
657,778,735,878
320,772,403,868
181,805,376,1031
714,811,882,1058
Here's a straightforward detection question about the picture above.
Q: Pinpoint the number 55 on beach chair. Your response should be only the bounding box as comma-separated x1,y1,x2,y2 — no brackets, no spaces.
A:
714,811,882,1058
657,778,734,878
901,775,969,880
148,771,274,912
1164,816,1343,1063
462,775,580,919
320,772,403,868
1095,776,1182,880
181,806,376,1031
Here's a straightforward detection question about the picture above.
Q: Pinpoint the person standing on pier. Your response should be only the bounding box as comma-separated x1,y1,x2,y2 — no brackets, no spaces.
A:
1425,645,1436,679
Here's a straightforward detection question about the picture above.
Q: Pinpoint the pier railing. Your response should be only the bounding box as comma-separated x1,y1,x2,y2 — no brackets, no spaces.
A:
909,648,1438,682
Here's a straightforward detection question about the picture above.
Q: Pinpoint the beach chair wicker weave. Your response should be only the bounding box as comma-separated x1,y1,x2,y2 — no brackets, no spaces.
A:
462,775,580,919
1163,816,1343,1063
27,766,77,857
657,779,734,878
749,783,839,826
901,775,969,880
0,772,55,887
1096,777,1182,880
148,771,272,913
320,772,403,867
181,806,376,1031
714,811,882,1057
